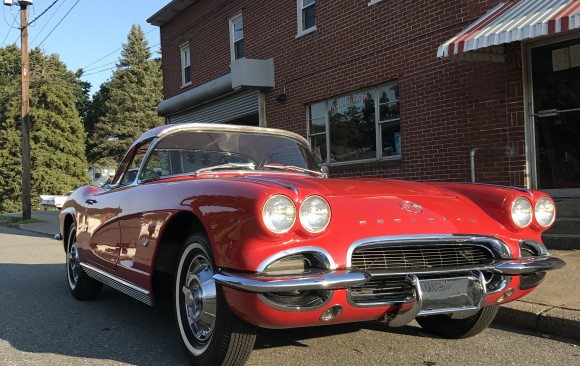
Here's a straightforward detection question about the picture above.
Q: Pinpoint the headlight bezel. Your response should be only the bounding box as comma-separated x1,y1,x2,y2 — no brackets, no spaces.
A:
511,196,533,229
534,196,556,228
299,195,331,234
262,194,297,234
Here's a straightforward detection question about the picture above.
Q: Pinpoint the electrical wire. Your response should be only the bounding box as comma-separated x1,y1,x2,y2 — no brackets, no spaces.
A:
35,0,81,49
31,0,68,45
28,0,60,28
1,3,19,47
82,43,161,77
81,27,159,69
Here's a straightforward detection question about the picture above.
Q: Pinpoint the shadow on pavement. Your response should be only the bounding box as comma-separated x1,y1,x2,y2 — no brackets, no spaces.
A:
0,263,188,365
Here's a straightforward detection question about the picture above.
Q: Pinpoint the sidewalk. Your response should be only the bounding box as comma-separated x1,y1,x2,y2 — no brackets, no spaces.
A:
9,211,580,340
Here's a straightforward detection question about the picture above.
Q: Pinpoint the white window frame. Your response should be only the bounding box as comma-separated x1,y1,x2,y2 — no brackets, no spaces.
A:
180,43,192,87
307,82,401,166
229,12,244,61
297,0,316,38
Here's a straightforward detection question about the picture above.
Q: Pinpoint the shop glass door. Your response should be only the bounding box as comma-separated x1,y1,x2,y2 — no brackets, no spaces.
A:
531,38,580,194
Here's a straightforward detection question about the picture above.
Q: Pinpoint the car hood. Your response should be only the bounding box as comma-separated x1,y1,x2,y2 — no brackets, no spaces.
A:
235,175,457,199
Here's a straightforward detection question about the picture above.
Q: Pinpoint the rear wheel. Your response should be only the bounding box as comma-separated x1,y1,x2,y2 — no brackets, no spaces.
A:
175,233,256,366
416,305,499,339
66,223,102,300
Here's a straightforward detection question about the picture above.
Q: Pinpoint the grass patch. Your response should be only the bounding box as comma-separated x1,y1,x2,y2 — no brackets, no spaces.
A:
0,214,44,226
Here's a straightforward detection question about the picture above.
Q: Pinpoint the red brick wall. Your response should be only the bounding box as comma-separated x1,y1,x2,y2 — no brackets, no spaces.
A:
158,0,527,186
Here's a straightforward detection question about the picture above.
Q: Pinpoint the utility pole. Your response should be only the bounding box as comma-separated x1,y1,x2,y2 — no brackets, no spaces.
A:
4,0,33,219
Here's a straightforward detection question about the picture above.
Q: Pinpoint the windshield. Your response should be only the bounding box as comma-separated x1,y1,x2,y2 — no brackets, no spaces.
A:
140,130,320,180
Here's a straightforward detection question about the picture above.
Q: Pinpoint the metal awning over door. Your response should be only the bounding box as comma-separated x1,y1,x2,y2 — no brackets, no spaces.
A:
438,0,580,60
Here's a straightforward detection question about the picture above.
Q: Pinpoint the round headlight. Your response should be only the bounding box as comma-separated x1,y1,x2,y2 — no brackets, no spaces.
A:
299,195,331,233
262,195,296,234
535,197,556,227
511,197,533,228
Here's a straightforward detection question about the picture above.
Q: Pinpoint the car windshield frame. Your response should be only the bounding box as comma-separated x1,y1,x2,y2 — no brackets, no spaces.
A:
135,127,321,183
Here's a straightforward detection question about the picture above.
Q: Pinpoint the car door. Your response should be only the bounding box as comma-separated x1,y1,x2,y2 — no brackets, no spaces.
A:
77,139,153,271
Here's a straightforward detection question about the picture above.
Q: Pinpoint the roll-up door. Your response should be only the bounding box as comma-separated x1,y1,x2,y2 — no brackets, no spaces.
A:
168,90,259,124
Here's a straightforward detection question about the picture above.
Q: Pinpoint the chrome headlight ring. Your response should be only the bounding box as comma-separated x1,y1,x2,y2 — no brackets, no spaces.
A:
299,195,331,234
511,197,533,228
534,196,556,228
262,194,296,234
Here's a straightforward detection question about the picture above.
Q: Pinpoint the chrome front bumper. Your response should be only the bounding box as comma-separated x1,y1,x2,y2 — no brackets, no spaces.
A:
214,255,565,293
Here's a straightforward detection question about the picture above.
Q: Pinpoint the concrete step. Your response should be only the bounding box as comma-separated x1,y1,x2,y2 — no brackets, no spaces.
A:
542,233,580,250
553,198,580,218
544,217,580,235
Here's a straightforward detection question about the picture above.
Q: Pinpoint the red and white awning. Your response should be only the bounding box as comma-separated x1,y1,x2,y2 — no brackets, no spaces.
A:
438,0,580,59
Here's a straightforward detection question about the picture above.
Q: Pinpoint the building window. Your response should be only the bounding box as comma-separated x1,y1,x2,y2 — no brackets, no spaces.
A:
229,13,244,60
368,0,382,6
180,43,191,86
307,82,400,165
297,0,316,37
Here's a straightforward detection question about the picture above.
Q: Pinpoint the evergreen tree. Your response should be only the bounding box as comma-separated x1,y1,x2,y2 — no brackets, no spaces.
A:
0,46,88,212
84,81,110,159
89,24,164,167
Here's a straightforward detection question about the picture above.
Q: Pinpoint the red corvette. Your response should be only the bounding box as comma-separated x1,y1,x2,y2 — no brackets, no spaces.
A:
57,123,565,366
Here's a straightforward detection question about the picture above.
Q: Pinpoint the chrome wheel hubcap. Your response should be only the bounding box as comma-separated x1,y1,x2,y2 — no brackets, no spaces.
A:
182,255,217,344
67,235,80,286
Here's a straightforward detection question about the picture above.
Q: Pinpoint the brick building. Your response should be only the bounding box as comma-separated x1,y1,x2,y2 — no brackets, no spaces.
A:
147,0,580,213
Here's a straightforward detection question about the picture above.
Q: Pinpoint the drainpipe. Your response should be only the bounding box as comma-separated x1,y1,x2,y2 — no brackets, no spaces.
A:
470,147,481,183
470,145,513,183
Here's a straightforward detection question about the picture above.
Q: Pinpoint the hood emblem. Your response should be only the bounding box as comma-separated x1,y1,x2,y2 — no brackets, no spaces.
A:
400,200,423,214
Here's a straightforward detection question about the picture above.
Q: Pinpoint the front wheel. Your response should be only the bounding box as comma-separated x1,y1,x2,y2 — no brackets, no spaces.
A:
416,305,499,339
175,233,256,366
66,223,102,300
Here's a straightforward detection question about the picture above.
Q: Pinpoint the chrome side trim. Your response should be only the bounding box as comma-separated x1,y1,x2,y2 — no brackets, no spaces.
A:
80,263,153,306
257,246,336,272
346,235,513,266
214,269,369,293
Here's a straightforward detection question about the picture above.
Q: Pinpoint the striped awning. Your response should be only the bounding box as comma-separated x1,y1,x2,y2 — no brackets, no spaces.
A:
438,0,580,59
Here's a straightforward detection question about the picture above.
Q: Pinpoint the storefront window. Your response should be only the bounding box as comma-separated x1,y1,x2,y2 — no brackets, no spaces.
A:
307,82,400,165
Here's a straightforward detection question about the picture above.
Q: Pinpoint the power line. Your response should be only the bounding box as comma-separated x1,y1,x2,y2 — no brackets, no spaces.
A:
36,0,81,49
82,44,161,78
1,5,19,47
83,42,160,73
28,0,60,28
31,0,68,45
81,27,159,70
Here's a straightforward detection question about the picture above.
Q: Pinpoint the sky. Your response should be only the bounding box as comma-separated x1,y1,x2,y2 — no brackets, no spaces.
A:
0,0,166,97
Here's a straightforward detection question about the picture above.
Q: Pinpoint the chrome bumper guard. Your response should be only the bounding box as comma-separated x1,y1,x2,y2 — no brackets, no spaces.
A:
214,255,565,293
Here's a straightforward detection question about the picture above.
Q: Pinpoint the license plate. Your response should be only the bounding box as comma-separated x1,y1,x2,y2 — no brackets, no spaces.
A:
418,276,484,312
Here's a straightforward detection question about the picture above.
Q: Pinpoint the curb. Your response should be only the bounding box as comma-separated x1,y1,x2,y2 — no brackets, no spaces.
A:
495,300,580,340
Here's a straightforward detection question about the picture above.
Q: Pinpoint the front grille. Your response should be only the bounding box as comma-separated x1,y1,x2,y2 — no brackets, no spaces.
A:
350,276,413,304
351,244,493,272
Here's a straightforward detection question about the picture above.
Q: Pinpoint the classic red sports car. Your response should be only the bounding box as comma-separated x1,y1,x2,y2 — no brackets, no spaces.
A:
57,123,565,366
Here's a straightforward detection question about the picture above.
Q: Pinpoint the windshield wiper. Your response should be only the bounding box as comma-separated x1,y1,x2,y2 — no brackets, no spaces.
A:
261,164,325,177
195,162,256,174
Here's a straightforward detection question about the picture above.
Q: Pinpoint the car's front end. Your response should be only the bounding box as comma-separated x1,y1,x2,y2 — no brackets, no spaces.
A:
208,177,565,330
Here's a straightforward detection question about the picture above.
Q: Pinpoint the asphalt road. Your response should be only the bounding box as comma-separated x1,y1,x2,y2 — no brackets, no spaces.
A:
0,226,578,366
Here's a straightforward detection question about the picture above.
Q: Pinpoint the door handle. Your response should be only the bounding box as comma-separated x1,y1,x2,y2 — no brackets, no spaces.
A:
85,199,97,205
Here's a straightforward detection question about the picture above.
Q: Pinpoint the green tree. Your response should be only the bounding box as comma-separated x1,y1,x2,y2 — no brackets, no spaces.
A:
89,24,164,167
84,81,110,157
0,46,88,213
